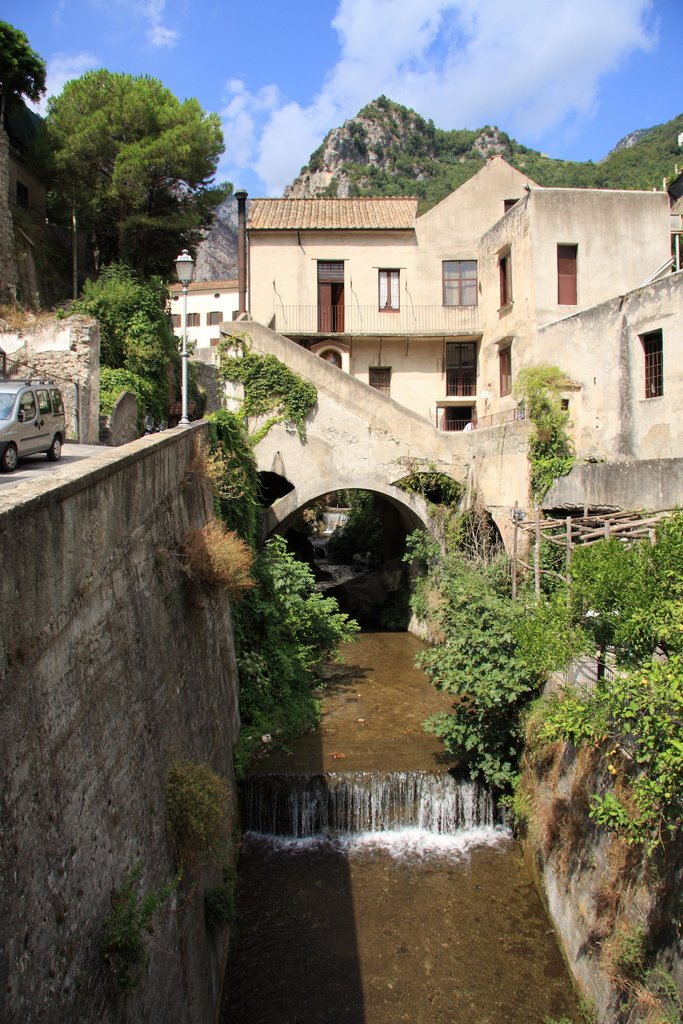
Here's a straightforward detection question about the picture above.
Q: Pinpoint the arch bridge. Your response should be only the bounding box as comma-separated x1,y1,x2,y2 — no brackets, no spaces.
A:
219,320,531,550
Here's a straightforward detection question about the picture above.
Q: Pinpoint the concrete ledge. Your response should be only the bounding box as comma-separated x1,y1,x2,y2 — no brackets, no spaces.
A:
544,457,683,511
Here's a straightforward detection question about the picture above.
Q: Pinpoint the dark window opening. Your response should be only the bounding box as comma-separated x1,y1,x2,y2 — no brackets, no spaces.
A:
443,260,477,306
207,310,222,326
642,329,663,398
499,250,512,308
503,198,518,213
499,346,512,396
557,244,578,304
446,342,477,396
369,367,391,394
440,406,476,431
16,181,29,210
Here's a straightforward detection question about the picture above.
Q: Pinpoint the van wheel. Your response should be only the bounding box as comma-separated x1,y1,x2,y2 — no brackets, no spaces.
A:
47,436,62,462
1,443,18,472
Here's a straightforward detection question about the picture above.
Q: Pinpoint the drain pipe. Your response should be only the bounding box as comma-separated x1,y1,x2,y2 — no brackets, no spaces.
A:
235,190,248,316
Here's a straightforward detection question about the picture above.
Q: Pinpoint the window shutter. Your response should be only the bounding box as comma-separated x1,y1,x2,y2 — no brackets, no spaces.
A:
557,245,577,304
318,261,344,282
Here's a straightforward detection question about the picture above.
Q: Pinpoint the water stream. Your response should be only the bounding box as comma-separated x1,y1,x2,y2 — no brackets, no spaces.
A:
222,631,581,1024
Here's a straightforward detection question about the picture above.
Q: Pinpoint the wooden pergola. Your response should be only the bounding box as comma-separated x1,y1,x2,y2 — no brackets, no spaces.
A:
510,505,674,599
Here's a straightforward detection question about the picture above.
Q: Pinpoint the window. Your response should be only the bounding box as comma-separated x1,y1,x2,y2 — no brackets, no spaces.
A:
16,182,29,210
503,198,518,214
499,346,512,397
50,389,64,415
378,270,399,311
186,312,200,327
443,260,477,306
369,367,391,394
440,406,476,431
207,310,222,326
641,329,663,398
318,261,345,332
445,342,477,396
171,314,181,329
320,349,342,368
36,389,51,415
557,244,578,304
20,392,36,420
499,250,512,307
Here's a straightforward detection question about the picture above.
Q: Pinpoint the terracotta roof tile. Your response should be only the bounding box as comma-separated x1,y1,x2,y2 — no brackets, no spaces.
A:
168,279,238,293
248,197,418,231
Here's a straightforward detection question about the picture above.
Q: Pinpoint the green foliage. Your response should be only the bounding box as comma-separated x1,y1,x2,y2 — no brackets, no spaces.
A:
205,410,261,548
166,759,231,863
99,367,156,421
603,920,648,981
327,490,383,562
46,70,228,275
542,655,683,849
218,334,317,440
204,881,235,929
0,22,46,120
295,97,683,214
101,861,178,993
415,554,540,790
232,535,359,775
570,514,683,662
74,263,179,421
515,364,575,502
395,468,463,506
515,594,588,679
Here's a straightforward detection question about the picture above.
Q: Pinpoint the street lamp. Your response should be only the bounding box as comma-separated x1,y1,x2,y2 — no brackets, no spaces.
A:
174,248,195,426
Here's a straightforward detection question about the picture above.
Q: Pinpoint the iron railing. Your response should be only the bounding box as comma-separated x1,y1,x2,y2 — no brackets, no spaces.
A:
271,303,482,336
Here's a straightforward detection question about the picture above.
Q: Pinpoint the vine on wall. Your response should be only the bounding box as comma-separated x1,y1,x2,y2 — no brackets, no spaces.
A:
514,363,575,502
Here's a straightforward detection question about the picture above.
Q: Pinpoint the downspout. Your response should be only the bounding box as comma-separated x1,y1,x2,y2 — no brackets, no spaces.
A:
235,190,248,315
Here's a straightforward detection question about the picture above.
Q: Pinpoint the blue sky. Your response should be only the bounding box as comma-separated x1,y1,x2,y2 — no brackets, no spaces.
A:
5,0,683,197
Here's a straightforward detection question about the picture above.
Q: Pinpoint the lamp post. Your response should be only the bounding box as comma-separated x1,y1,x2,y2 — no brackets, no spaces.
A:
174,249,195,426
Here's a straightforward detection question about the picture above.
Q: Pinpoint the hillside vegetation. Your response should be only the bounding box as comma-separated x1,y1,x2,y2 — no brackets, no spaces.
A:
287,96,683,211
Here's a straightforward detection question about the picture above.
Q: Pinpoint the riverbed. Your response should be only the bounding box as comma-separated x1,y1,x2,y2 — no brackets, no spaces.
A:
222,631,581,1024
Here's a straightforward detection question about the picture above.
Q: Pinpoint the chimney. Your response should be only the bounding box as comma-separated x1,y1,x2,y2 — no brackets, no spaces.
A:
235,190,248,315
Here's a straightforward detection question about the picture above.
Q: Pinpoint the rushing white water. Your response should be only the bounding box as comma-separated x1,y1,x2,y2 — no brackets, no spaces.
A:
243,770,505,838
243,825,510,863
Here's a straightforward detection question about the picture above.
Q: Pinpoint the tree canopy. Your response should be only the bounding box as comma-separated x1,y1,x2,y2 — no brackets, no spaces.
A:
46,70,229,276
0,21,46,125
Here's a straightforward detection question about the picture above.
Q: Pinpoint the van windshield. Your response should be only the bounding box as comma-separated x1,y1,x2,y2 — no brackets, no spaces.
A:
0,394,16,420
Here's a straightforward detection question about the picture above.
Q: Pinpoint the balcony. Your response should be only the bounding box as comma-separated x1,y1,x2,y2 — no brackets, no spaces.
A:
270,304,482,337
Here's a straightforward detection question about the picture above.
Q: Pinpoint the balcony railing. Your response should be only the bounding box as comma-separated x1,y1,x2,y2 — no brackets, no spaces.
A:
271,304,482,336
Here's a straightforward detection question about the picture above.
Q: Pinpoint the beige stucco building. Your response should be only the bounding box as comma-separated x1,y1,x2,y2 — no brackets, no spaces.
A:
243,157,680,467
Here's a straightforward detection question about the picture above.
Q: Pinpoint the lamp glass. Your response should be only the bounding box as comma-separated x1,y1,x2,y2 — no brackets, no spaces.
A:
174,249,195,285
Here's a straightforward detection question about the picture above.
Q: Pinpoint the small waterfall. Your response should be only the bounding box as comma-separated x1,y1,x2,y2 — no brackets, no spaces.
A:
243,771,498,838
322,510,348,535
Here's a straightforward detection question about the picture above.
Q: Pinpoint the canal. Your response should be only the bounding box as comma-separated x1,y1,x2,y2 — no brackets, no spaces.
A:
222,630,581,1024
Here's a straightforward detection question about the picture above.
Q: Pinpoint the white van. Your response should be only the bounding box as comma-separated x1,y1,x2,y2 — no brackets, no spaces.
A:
0,379,66,472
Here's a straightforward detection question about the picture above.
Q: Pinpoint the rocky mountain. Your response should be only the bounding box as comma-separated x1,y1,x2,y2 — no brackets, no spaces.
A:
195,97,683,280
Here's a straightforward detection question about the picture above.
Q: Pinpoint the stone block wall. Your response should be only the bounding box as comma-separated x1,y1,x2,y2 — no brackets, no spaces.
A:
0,425,240,1024
0,128,18,302
0,314,100,442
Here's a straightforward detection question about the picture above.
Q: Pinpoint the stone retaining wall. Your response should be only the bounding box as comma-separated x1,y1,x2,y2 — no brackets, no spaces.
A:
0,425,240,1024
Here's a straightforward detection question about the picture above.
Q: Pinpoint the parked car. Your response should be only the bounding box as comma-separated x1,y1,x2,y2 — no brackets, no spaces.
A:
0,379,66,472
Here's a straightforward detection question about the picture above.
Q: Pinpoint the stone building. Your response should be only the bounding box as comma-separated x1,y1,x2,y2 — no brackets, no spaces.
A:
242,156,681,467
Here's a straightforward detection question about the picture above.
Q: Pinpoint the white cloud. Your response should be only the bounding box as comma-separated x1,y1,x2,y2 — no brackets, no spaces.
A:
143,0,178,47
31,52,100,113
220,0,656,196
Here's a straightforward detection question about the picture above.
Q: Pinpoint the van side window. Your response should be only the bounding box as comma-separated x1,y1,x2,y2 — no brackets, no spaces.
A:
37,389,51,414
51,390,64,415
20,392,36,420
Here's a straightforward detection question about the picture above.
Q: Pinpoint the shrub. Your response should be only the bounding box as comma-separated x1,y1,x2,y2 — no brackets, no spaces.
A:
167,759,231,863
204,881,235,929
101,861,177,993
181,520,254,596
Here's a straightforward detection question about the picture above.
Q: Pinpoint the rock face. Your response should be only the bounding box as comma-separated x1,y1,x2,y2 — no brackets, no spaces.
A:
194,193,240,282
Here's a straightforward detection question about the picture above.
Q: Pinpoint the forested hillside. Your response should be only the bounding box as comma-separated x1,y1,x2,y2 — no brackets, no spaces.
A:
285,96,683,211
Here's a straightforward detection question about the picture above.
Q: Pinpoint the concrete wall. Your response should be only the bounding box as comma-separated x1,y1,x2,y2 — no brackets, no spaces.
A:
0,426,240,1024
0,314,101,443
544,456,683,512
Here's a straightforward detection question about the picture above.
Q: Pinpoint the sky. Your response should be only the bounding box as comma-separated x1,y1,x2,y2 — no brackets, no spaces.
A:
5,0,683,198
